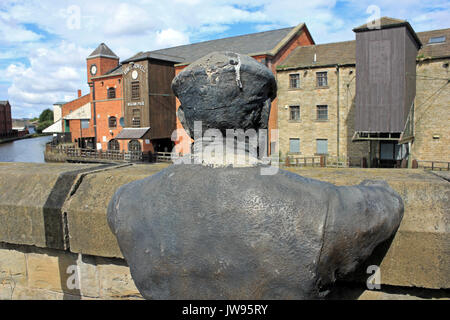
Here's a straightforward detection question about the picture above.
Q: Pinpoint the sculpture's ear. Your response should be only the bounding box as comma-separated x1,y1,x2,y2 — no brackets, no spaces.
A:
177,105,191,138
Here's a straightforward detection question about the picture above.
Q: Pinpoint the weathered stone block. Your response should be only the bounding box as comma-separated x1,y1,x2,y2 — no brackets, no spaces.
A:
65,164,169,258
26,249,79,295
96,257,142,299
0,163,105,249
0,245,27,287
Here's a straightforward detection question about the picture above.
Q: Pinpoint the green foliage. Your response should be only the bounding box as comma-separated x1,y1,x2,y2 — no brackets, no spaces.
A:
37,120,53,133
39,109,53,123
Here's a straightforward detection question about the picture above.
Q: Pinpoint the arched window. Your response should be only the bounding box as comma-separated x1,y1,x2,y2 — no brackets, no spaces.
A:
108,116,117,128
128,139,141,152
108,139,120,151
107,87,116,99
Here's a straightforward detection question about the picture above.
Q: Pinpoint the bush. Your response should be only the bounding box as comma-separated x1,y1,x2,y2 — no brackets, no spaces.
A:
37,120,53,133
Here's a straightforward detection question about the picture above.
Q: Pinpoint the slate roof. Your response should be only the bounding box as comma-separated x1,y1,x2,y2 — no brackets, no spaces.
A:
417,28,450,60
88,43,119,60
278,27,450,70
278,41,356,69
115,127,151,140
122,24,307,65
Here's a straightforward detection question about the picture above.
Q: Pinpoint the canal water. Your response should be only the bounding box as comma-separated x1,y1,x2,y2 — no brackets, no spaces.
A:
0,135,53,163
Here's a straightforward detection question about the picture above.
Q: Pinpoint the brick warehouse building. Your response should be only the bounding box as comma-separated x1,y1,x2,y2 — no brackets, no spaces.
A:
53,24,314,154
277,18,449,167
0,101,13,137
118,22,314,154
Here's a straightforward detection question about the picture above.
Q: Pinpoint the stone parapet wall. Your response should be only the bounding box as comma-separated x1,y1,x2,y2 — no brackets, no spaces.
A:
0,162,448,299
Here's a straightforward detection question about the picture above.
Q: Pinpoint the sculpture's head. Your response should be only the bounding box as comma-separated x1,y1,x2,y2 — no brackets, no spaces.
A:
171,51,277,138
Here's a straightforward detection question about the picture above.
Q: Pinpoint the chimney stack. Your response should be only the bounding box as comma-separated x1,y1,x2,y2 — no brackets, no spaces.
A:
78,90,82,98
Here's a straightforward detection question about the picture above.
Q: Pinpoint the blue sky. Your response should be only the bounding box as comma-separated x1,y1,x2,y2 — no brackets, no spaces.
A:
0,0,449,118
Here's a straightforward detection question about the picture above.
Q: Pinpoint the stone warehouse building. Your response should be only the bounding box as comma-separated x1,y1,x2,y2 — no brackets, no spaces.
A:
277,18,449,167
0,101,12,137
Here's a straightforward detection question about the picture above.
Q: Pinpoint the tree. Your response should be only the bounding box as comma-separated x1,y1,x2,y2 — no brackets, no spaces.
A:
37,120,53,133
39,109,53,123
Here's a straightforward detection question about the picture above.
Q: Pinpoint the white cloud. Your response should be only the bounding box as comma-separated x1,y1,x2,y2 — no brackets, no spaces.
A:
156,29,190,48
0,0,448,117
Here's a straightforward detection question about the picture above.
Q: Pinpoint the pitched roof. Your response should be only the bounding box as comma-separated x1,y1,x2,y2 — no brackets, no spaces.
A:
278,41,356,69
416,28,450,60
278,28,450,70
122,24,308,65
353,17,422,48
115,127,150,140
353,17,408,31
88,43,119,60
0,101,9,106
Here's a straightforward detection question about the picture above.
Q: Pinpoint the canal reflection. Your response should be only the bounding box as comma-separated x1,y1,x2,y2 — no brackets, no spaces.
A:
0,136,53,163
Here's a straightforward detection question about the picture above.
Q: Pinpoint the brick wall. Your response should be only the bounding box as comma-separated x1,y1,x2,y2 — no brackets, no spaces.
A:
0,102,12,136
93,75,123,150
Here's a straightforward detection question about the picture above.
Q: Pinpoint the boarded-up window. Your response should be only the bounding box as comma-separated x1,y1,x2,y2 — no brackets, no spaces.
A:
289,74,300,88
316,72,328,87
132,109,141,127
289,106,300,120
316,105,328,120
81,119,89,129
107,87,116,99
131,81,140,100
289,138,300,153
108,116,117,128
316,139,328,154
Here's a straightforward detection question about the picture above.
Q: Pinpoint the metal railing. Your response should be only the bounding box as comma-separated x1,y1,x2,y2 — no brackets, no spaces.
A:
283,155,363,168
416,160,450,171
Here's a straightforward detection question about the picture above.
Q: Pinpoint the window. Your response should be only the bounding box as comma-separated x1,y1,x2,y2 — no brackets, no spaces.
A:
108,116,117,128
81,119,89,129
132,109,141,127
128,139,141,152
131,81,140,99
108,139,120,151
316,72,328,87
316,105,328,120
289,138,300,153
428,36,446,44
289,106,300,121
316,139,328,155
107,87,116,99
289,74,300,88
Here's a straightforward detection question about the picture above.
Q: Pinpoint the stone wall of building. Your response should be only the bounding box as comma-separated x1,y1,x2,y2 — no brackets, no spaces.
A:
413,59,450,163
277,66,368,164
277,58,449,165
0,162,448,299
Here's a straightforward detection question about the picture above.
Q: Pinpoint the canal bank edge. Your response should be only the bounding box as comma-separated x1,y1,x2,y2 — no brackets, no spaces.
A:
0,162,448,299
0,133,52,145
